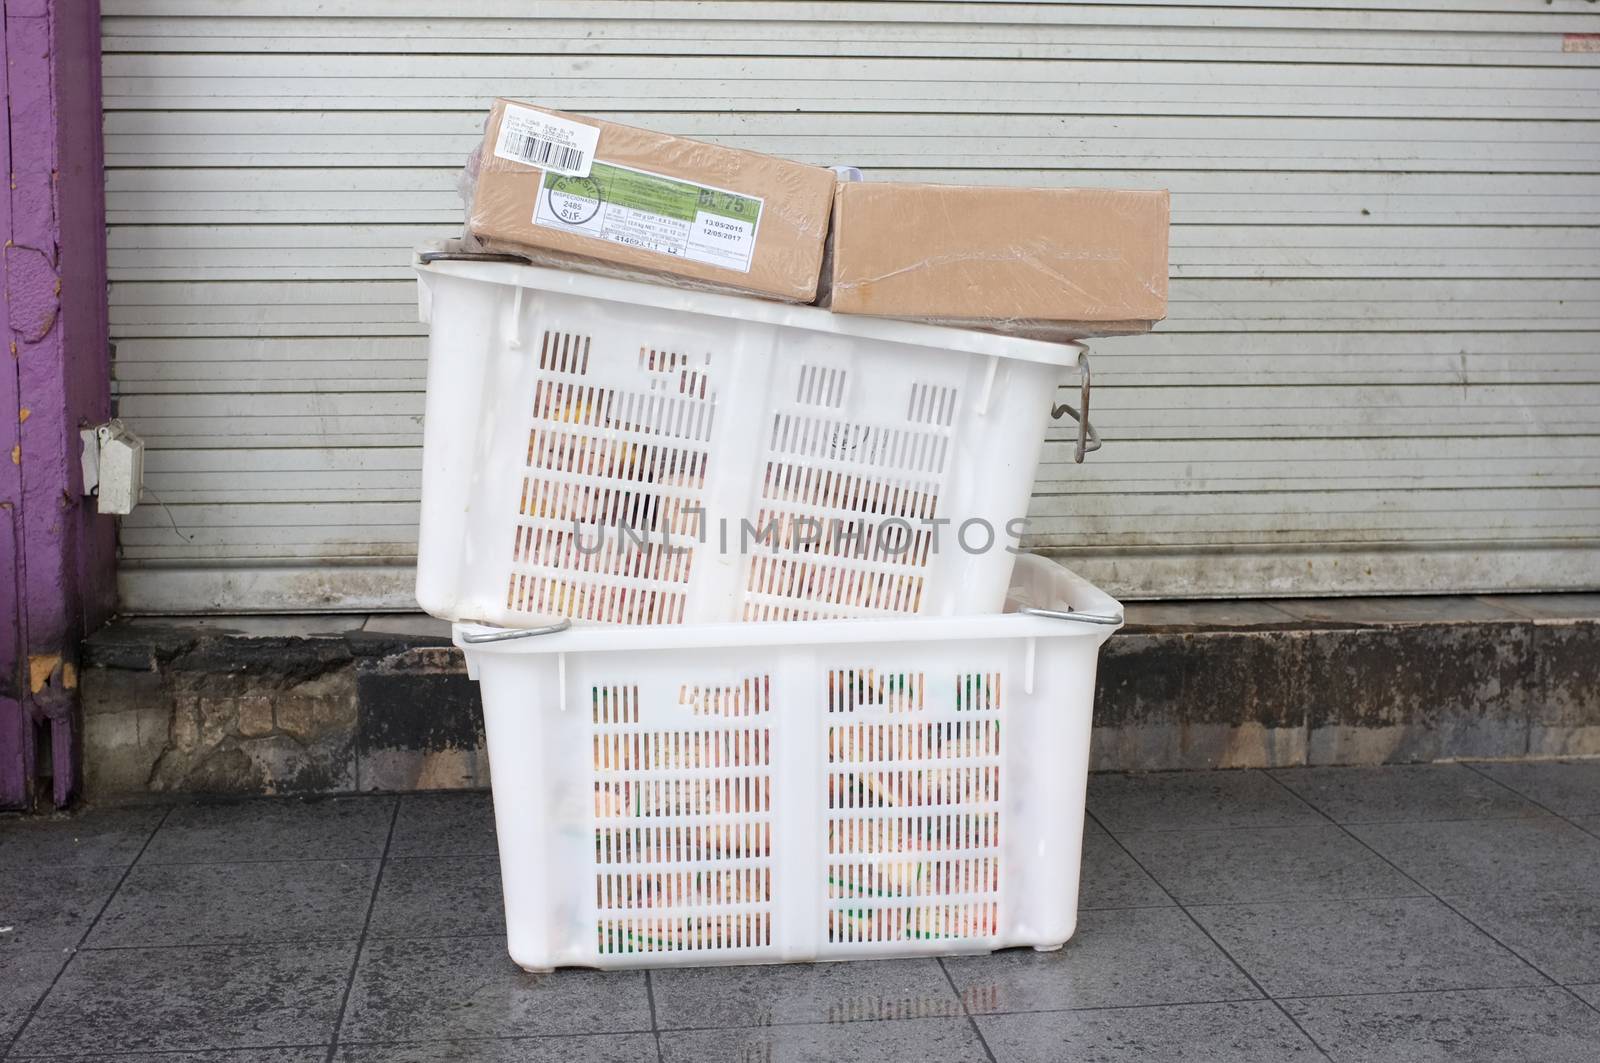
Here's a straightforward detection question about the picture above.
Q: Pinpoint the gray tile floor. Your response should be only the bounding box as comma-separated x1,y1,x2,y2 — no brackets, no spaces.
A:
4,761,1600,1061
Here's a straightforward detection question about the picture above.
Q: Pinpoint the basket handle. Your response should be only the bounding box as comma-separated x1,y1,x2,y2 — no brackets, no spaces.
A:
1018,606,1124,627
417,249,531,265
1050,348,1101,464
458,619,572,644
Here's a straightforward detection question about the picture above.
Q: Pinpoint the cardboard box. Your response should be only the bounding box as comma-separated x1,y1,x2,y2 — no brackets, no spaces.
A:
826,182,1170,336
468,99,836,302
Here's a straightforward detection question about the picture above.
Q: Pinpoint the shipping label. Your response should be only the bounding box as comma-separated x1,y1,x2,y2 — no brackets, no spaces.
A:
493,105,599,177
532,161,763,273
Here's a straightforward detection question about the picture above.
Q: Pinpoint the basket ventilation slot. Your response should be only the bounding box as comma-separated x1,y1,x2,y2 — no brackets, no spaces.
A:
825,668,1005,947
744,368,957,622
680,676,773,718
590,680,777,958
506,331,717,624
540,331,591,375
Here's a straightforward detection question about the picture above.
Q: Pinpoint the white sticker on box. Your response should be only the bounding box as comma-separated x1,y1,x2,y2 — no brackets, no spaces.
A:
493,104,599,177
532,160,763,274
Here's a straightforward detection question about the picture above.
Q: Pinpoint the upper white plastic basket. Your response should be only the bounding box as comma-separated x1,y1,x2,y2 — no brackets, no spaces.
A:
415,250,1095,627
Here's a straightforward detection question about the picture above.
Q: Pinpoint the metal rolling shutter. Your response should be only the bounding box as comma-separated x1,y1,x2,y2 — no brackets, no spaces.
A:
101,1,1600,610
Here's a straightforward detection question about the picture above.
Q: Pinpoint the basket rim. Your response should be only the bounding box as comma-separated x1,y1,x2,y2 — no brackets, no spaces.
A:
415,250,1088,370
452,555,1122,655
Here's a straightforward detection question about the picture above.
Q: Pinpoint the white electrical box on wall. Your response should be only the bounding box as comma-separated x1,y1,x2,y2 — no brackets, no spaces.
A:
79,419,145,516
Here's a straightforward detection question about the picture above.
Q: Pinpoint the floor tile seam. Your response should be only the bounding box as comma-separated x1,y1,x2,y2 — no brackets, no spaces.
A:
1164,892,1333,1059
71,935,380,952
0,859,165,872
1079,902,1182,912
11,1030,676,1057
132,858,398,864
1458,762,1587,823
1083,810,1188,913
132,855,394,868
1091,771,1333,836
1094,771,1331,838
935,956,999,1063
1274,982,1585,1004
393,790,494,797
1557,985,1600,1021
934,979,1574,1011
336,1027,659,1047
1260,769,1565,989
335,1015,973,1042
1434,888,1600,903
1428,892,1566,990
1086,803,1324,1063
2,805,173,1060
5,1041,331,1061
956,995,1300,1020
1088,820,1325,837
1265,1002,1334,1062
1107,811,1563,835
656,1008,970,1032
325,797,403,1063
1095,783,1351,1059
143,795,402,806
1177,890,1600,911
1262,765,1568,827
62,934,505,960
1156,888,1438,907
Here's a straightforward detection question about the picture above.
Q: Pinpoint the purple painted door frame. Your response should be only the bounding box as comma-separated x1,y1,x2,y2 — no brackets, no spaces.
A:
2,0,116,810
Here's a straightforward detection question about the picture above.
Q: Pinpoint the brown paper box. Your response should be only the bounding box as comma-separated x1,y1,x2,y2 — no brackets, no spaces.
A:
468,99,836,302
827,182,1170,337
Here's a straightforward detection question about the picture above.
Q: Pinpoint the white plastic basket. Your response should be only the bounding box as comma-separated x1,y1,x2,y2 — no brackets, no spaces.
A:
456,552,1121,971
415,250,1094,627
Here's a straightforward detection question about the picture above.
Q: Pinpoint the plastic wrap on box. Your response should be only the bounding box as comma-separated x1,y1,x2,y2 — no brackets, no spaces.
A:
825,181,1170,339
464,99,836,303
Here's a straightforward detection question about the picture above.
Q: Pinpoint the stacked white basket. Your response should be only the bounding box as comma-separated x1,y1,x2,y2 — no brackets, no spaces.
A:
414,253,1099,627
415,250,1123,971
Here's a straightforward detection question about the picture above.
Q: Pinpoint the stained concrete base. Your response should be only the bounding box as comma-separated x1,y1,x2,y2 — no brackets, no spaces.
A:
82,617,481,797
79,596,1600,798
1096,594,1600,772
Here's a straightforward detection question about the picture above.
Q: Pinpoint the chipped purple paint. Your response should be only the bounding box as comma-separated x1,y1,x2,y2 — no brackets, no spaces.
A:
0,0,25,811
2,0,114,810
7,246,60,342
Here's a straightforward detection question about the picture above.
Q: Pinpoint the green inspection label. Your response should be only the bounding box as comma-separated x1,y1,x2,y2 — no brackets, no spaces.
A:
533,160,764,273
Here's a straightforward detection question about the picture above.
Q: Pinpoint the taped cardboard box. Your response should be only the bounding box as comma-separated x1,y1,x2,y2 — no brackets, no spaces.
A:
826,182,1170,337
467,99,837,302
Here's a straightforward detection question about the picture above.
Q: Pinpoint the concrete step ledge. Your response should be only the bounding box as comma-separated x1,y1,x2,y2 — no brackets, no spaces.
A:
80,596,1600,798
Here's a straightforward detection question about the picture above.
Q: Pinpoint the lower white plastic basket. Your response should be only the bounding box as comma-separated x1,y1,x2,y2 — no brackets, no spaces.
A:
456,553,1121,971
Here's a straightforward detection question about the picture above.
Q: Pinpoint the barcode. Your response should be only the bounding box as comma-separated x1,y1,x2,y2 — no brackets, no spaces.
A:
509,134,584,172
